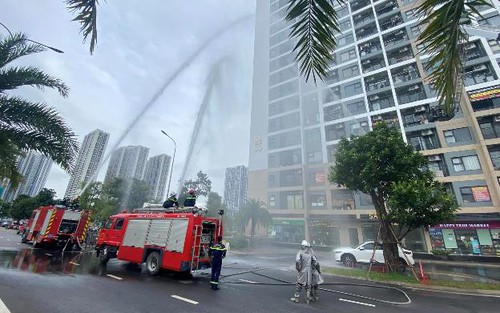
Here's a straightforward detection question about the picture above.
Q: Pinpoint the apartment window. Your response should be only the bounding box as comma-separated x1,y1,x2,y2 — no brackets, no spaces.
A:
460,186,491,203
338,33,355,46
451,155,481,172
286,192,304,210
346,99,367,116
269,65,298,86
268,129,301,150
341,64,360,79
344,81,363,97
443,128,473,145
269,195,276,207
270,40,295,59
268,148,302,168
268,112,300,132
279,169,303,187
325,123,346,141
488,39,500,53
310,192,327,208
268,95,300,116
270,53,295,72
324,103,343,121
478,115,500,139
339,19,352,32
405,9,418,19
269,79,299,101
410,25,421,37
464,62,497,86
307,168,326,185
488,145,500,170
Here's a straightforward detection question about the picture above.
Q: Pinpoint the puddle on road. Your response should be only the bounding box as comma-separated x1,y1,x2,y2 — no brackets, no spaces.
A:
0,248,104,276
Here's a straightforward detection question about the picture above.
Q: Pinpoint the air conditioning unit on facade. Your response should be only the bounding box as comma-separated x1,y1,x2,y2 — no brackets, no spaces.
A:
494,115,500,122
422,129,434,136
415,105,426,113
473,64,487,71
428,155,441,161
373,115,383,122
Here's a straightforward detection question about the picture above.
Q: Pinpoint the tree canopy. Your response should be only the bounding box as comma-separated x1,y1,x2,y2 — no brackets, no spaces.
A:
8,188,56,220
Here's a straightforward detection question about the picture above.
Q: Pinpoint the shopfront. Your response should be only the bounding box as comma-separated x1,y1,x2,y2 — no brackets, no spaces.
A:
308,219,340,247
271,219,304,243
429,222,500,256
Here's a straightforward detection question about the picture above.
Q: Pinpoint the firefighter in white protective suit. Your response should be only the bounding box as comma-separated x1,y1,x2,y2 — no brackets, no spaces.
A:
290,240,323,304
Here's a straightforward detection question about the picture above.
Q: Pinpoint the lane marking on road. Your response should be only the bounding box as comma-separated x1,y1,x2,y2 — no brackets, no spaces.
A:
339,298,375,307
0,298,12,313
45,253,53,257
171,295,199,305
106,274,123,281
16,243,21,245
238,279,258,284
69,262,80,266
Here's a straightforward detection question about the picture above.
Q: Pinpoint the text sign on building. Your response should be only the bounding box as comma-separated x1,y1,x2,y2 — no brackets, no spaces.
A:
468,84,500,102
435,222,500,229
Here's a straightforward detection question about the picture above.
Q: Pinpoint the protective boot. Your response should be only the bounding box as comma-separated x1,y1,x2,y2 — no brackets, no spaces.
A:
305,288,312,304
312,287,319,301
290,294,299,303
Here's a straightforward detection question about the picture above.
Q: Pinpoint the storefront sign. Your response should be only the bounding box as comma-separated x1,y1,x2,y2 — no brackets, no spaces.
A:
468,84,500,102
435,222,500,229
315,172,325,183
273,219,304,226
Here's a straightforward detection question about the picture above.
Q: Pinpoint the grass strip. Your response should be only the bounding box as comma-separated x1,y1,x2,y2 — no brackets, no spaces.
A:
323,267,500,291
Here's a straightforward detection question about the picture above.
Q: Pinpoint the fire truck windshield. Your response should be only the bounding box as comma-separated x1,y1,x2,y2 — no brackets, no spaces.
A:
103,218,114,229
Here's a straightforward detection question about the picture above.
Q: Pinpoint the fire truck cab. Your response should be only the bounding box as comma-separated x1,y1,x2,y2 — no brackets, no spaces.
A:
95,207,223,275
22,205,91,249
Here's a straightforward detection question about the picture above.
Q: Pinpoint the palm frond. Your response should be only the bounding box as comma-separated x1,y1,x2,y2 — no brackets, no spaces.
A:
0,33,45,68
0,66,69,97
66,0,99,54
286,0,345,83
417,0,492,116
0,95,78,171
0,139,24,188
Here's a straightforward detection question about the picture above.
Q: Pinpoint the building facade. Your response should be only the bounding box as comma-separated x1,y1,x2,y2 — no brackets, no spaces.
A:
2,151,52,202
248,0,500,255
223,165,248,214
143,154,171,202
65,129,110,199
105,145,150,182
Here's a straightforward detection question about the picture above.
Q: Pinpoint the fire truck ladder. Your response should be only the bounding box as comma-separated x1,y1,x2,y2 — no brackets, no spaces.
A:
190,225,203,273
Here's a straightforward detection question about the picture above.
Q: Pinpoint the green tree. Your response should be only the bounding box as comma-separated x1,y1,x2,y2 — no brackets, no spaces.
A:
238,198,271,244
0,33,78,184
9,188,56,219
329,123,432,271
178,171,212,205
388,178,459,240
123,179,150,209
206,191,226,217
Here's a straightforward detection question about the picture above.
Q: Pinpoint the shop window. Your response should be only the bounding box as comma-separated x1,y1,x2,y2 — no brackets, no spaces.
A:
269,195,276,207
310,193,327,208
285,192,303,210
460,186,491,203
451,155,481,172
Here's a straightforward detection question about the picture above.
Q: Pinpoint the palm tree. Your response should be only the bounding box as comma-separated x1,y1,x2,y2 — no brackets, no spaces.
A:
238,198,272,241
0,33,78,183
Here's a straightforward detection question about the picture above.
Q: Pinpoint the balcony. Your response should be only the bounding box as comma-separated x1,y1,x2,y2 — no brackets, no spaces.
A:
368,91,395,111
350,0,371,12
478,115,500,140
463,40,488,62
379,13,404,31
361,54,386,73
427,154,449,177
375,0,399,17
355,22,378,40
487,144,500,170
387,45,414,65
407,129,441,151
364,72,390,92
396,83,427,104
383,28,410,47
358,38,382,58
353,9,375,27
401,105,431,127
391,63,420,85
371,111,400,129
464,63,497,86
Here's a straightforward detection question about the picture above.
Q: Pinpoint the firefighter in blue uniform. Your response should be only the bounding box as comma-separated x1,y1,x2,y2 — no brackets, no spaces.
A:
184,189,197,207
209,236,226,290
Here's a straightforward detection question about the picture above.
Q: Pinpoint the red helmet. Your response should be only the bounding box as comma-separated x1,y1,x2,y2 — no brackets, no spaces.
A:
188,188,195,195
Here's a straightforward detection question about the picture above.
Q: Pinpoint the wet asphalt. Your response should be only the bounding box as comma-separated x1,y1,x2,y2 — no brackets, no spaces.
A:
0,228,499,313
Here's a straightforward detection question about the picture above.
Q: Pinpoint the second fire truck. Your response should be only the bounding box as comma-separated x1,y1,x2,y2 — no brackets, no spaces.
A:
22,205,91,250
95,206,223,275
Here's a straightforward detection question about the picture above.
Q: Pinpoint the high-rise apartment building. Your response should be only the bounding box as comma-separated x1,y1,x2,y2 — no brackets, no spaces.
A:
223,165,248,214
249,0,500,255
2,151,52,202
105,145,150,182
65,129,110,199
143,154,171,202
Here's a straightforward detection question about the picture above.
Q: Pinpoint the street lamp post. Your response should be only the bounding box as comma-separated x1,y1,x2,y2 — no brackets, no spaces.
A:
161,130,177,197
0,21,64,53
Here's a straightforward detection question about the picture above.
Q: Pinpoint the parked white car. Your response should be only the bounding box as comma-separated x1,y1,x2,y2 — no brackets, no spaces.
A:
334,241,415,269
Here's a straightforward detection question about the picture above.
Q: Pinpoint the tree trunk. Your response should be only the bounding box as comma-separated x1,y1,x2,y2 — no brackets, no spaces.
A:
380,219,399,272
372,193,400,272
250,218,256,247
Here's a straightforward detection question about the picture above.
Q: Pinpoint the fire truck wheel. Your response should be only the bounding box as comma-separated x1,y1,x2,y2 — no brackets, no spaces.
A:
100,246,110,264
146,251,161,276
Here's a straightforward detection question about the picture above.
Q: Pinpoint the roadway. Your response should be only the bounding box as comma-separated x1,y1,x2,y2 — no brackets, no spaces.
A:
0,228,499,313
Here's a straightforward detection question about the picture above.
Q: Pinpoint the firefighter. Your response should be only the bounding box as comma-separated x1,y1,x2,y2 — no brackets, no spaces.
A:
310,248,323,302
209,235,226,290
290,240,317,304
163,192,179,208
183,188,197,207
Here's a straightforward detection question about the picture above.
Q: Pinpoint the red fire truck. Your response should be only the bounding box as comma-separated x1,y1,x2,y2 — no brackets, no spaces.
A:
95,207,223,275
22,205,91,250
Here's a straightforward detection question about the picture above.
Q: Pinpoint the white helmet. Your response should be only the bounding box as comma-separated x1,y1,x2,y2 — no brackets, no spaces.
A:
301,240,310,247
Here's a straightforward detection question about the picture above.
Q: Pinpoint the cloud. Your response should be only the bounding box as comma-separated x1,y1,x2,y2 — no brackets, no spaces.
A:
3,0,256,199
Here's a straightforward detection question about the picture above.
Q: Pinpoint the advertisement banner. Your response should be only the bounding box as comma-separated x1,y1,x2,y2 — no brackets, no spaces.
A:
472,186,491,202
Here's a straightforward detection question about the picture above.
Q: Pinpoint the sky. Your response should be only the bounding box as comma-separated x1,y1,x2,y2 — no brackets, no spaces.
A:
1,0,256,200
